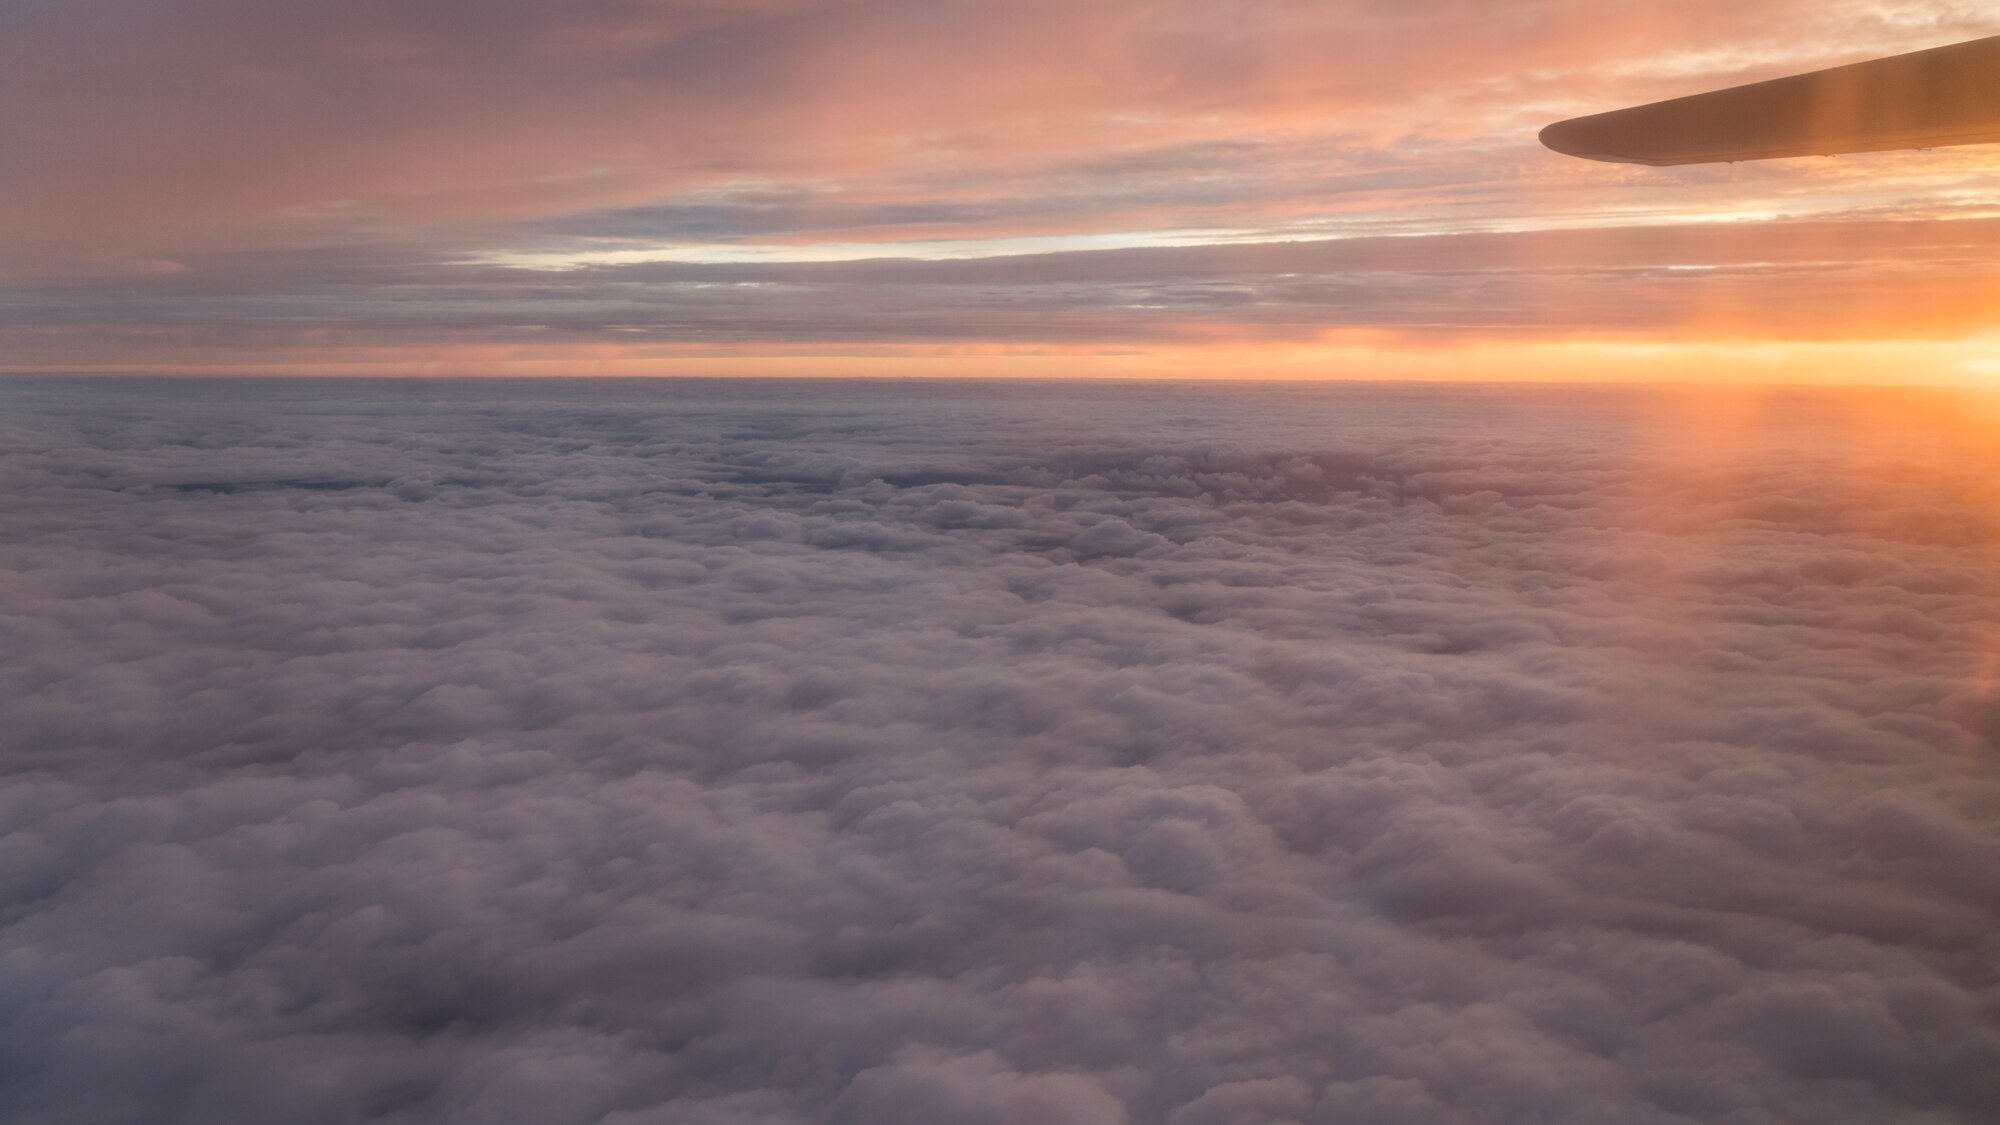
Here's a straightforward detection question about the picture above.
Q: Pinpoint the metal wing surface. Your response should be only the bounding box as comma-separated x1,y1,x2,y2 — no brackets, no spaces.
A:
1541,35,2000,166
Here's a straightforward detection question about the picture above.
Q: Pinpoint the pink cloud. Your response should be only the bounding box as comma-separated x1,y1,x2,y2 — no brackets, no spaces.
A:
3,0,1997,372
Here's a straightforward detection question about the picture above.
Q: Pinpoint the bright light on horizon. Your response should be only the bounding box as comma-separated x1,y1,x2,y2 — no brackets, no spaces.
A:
4,0,2000,380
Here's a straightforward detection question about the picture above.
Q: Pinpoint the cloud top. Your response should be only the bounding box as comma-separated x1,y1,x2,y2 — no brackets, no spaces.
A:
3,378,1997,1123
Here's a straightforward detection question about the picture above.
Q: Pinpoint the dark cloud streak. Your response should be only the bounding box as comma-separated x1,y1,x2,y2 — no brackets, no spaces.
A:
8,217,2000,364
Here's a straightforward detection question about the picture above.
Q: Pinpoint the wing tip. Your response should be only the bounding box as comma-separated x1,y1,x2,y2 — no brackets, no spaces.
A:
1539,117,1671,165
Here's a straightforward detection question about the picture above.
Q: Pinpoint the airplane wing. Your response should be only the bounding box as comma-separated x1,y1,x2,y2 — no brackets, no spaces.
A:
1541,34,2000,166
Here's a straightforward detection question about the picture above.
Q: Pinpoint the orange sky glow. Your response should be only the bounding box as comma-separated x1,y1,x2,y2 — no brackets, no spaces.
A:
4,0,2000,382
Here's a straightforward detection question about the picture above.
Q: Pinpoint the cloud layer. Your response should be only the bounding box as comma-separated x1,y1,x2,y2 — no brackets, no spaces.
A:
3,378,1998,1123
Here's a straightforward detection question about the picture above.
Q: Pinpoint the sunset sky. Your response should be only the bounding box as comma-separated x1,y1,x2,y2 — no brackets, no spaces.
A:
9,6,2000,1118
5,0,2000,380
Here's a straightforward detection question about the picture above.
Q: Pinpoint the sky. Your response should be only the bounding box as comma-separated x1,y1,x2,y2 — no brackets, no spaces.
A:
4,378,1998,1123
3,0,2000,379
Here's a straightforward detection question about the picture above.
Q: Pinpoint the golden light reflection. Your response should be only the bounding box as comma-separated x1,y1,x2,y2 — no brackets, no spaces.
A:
1629,383,2000,759
10,338,2000,387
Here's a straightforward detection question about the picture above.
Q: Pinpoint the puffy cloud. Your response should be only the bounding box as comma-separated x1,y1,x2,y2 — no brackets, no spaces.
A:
1,378,1998,1123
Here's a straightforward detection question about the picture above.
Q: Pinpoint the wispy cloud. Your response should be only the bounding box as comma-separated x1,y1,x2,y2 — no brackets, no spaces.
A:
2,0,1997,374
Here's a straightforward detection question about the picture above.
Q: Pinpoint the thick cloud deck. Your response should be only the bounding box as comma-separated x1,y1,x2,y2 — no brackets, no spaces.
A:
2,379,1997,1124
